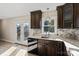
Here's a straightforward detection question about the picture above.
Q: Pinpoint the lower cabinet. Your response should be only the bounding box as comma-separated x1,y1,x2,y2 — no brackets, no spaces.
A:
38,43,47,56
38,43,58,56
46,44,58,56
37,39,68,56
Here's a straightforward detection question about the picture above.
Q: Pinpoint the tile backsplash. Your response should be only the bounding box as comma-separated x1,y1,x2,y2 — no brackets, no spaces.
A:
29,28,79,41
57,29,79,40
29,10,79,41
29,29,42,37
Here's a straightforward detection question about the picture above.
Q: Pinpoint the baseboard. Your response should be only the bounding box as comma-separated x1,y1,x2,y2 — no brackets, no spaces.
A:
0,39,15,43
0,39,28,46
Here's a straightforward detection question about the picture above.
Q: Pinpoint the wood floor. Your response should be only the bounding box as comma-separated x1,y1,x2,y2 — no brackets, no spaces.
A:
0,40,37,56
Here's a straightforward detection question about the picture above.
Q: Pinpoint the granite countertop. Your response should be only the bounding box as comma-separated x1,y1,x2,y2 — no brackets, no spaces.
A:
28,36,79,56
28,36,63,41
28,36,79,48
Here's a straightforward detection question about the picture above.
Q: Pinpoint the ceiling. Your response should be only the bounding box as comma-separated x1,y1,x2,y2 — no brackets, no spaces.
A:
0,3,64,19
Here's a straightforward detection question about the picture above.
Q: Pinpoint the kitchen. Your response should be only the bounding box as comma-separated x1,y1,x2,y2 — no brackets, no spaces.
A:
0,3,79,56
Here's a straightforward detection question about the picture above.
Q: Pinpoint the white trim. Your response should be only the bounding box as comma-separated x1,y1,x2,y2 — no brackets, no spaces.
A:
42,17,57,34
16,22,30,44
0,39,15,43
28,44,37,51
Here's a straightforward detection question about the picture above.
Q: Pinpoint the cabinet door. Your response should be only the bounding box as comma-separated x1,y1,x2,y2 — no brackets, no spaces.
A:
37,40,68,56
31,10,42,29
63,3,73,28
57,6,63,28
46,44,58,56
35,13,41,28
38,43,47,56
31,13,36,28
74,4,79,28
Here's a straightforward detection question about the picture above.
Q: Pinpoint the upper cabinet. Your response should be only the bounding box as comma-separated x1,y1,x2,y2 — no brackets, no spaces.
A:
74,4,79,28
57,6,63,28
63,4,73,28
57,3,79,28
31,10,42,29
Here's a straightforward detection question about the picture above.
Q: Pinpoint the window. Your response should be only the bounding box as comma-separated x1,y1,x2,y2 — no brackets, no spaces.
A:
17,24,21,41
23,23,29,41
24,23,29,37
42,18,57,34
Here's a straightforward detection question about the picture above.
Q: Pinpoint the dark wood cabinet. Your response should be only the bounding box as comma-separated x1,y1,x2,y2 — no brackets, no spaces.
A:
0,20,2,38
63,3,74,28
31,10,42,29
38,43,47,56
46,44,58,56
74,4,79,28
31,13,36,28
57,3,79,28
37,39,68,56
57,6,63,28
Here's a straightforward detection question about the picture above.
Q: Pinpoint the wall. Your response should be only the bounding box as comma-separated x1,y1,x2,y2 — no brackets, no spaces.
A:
0,3,64,43
30,10,79,42
30,10,57,38
0,3,64,19
1,15,30,43
57,29,79,40
1,9,79,45
0,20,2,39
2,8,79,43
1,19,17,43
42,10,57,35
1,9,57,43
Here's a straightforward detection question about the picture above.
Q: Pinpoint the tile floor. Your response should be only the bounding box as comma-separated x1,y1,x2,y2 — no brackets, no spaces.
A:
0,40,37,56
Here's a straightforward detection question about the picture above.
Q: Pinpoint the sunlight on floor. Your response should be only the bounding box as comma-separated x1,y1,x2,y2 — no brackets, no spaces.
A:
15,49,27,56
0,46,28,56
0,46,17,56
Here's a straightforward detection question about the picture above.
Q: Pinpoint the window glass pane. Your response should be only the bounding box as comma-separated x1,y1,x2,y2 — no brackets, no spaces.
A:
44,26,49,32
49,26,54,32
43,19,55,33
17,24,21,41
50,20,54,25
44,20,49,25
24,23,29,37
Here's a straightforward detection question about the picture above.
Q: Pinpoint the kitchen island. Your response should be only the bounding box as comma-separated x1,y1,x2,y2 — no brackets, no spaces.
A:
28,37,68,56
